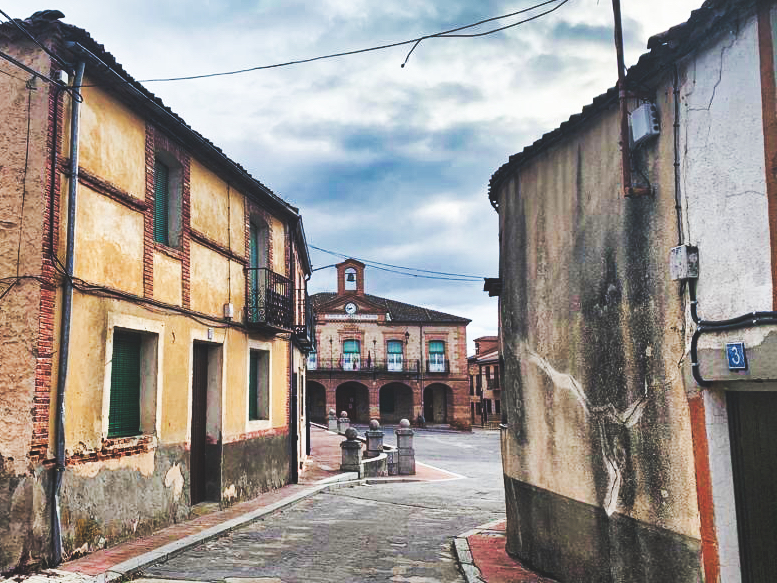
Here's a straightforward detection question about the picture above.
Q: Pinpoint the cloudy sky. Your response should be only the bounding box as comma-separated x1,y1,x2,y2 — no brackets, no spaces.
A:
6,0,702,350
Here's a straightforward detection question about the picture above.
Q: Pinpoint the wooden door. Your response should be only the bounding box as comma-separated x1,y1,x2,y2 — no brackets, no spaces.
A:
727,390,777,582
190,343,209,505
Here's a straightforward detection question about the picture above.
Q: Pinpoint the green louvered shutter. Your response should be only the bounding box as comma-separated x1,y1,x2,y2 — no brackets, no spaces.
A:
249,351,258,420
154,159,169,245
108,331,142,437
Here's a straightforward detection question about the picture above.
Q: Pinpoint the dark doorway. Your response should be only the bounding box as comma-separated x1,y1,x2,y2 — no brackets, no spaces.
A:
191,343,221,505
379,383,413,423
191,343,209,504
306,382,327,423
336,382,369,423
423,384,449,423
289,373,298,484
727,390,777,582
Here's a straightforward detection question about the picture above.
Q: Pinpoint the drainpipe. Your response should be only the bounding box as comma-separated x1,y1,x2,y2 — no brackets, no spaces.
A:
288,221,298,484
51,60,85,566
611,0,649,198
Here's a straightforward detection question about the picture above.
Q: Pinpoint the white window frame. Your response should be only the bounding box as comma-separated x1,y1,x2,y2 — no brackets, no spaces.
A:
102,313,165,440
246,339,273,431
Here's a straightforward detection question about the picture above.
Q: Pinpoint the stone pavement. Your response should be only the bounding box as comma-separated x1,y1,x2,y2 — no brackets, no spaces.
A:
454,519,558,583
2,425,460,583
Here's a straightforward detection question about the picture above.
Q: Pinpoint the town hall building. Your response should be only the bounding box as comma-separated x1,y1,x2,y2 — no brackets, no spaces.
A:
307,259,471,428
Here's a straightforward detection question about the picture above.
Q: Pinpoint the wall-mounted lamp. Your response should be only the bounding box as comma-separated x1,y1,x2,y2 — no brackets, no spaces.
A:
404,331,410,343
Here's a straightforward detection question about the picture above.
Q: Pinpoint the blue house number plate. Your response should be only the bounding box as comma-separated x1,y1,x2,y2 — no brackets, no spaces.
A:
725,342,747,371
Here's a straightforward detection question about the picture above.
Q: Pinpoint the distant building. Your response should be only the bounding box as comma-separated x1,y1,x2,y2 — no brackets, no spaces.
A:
467,336,501,426
307,259,471,428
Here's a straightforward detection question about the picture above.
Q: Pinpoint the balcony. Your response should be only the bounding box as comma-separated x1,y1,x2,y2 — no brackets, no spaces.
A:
245,267,293,330
292,290,315,351
308,358,420,375
426,359,450,374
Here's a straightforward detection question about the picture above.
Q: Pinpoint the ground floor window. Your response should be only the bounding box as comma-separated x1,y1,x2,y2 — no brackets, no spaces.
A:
249,349,270,420
108,330,143,437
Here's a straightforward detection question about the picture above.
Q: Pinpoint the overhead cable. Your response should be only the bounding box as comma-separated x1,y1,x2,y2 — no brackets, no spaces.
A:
0,9,70,69
308,244,486,281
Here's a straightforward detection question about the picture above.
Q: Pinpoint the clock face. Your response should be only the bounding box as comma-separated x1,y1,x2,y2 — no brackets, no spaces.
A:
344,302,357,315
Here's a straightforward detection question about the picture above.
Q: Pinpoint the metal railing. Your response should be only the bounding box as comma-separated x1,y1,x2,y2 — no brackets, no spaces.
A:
308,358,420,374
293,290,315,350
426,359,450,374
245,267,293,329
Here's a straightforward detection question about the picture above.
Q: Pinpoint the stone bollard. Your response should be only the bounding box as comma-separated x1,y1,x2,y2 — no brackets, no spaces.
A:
337,411,350,434
328,409,338,432
340,427,362,472
386,449,398,475
365,419,384,459
395,418,415,475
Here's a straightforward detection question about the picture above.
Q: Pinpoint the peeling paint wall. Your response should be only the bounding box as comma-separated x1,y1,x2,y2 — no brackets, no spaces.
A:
496,74,702,580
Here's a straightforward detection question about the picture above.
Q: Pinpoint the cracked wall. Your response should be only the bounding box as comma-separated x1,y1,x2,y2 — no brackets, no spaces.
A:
496,58,702,581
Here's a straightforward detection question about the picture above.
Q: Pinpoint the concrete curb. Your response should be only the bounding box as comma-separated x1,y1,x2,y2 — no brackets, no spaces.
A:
453,518,507,583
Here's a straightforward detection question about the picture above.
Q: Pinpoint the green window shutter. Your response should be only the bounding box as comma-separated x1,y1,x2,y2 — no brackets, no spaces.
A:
343,339,360,354
108,331,142,437
429,340,444,354
249,351,258,420
154,159,169,245
387,340,403,354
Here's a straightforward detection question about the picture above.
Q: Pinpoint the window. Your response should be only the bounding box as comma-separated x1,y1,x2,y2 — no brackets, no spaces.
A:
429,340,445,372
108,330,143,437
469,375,474,396
307,351,317,370
342,339,360,371
249,349,270,420
153,154,182,248
387,340,403,371
495,400,501,415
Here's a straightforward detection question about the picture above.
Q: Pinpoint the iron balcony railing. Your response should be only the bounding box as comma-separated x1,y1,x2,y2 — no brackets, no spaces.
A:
426,359,450,374
293,290,315,350
245,267,293,329
308,358,420,374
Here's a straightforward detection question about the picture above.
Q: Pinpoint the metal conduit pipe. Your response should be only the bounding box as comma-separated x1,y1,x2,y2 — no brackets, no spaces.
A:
688,279,777,387
51,59,85,566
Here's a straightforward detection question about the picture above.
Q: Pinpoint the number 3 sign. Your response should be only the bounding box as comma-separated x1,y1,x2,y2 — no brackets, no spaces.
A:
725,342,747,371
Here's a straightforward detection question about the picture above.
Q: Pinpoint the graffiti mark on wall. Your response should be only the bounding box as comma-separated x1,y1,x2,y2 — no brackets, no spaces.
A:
526,349,648,516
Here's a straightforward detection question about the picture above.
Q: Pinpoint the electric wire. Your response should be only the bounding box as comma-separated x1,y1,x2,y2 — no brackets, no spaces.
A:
0,9,70,69
308,244,485,281
79,0,570,85
16,82,34,277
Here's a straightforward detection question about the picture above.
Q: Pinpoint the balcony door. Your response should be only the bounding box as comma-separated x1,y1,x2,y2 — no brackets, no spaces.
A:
429,341,445,372
342,339,360,371
387,340,403,371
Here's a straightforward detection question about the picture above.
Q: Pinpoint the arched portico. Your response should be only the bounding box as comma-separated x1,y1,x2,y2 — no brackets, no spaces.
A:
336,381,370,423
423,383,453,423
306,381,327,424
379,382,414,423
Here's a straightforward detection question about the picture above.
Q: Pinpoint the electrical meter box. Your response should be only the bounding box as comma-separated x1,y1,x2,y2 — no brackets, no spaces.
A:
630,102,660,147
669,245,699,281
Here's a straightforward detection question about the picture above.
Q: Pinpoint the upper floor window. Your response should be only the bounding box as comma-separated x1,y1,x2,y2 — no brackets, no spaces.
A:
307,351,317,370
344,267,357,291
387,340,403,371
153,154,182,248
429,340,446,372
343,339,360,371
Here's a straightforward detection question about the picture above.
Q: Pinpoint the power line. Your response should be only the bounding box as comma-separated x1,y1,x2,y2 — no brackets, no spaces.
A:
308,244,486,281
0,9,70,69
82,0,569,85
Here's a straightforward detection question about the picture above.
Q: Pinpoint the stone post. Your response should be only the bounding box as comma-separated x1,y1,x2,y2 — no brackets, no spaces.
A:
337,411,350,434
395,418,415,475
365,419,384,459
328,408,338,432
340,427,362,472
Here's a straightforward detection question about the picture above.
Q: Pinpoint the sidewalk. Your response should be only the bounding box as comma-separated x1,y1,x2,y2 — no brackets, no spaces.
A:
454,519,558,583
4,425,461,583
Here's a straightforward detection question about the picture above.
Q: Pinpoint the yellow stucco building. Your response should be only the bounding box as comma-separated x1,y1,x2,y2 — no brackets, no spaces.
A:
0,12,314,570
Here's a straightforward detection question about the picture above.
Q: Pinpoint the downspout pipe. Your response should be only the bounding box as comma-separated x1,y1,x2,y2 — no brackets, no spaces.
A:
51,59,85,566
611,0,649,198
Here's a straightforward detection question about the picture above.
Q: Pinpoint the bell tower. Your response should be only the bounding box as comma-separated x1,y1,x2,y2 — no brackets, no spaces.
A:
336,259,365,296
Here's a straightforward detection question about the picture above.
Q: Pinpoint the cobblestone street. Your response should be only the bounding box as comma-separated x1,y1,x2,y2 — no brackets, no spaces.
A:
139,429,504,583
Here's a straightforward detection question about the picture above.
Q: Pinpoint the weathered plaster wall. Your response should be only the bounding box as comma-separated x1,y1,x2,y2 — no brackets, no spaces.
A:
220,432,289,504
497,83,701,579
77,83,146,200
153,251,183,307
189,242,230,316
0,37,53,572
